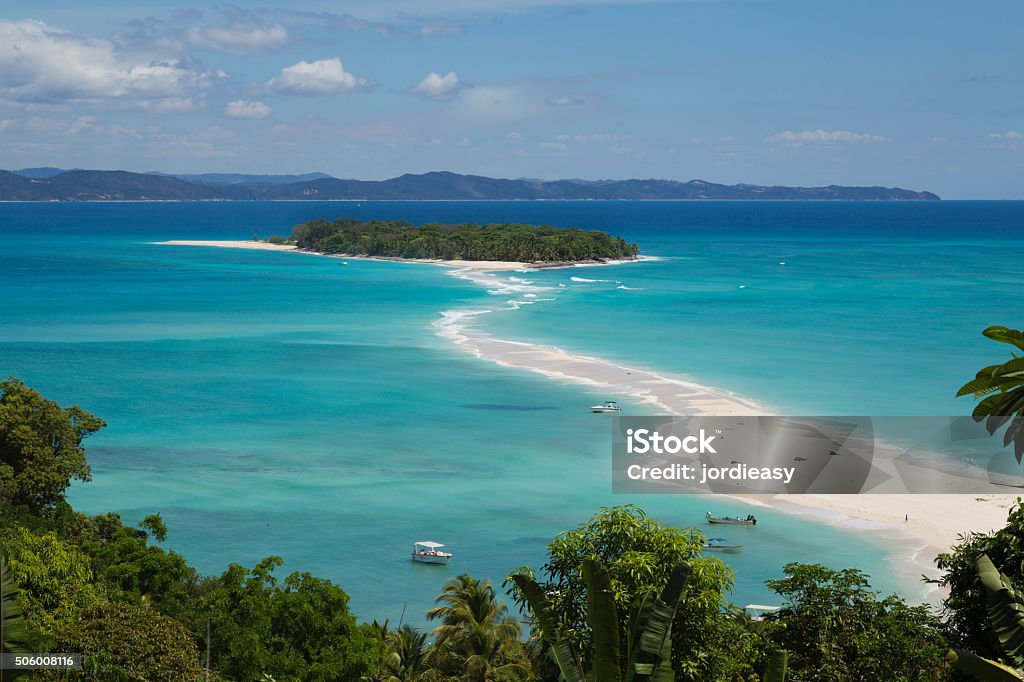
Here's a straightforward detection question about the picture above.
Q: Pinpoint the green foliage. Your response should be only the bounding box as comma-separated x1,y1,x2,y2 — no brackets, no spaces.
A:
199,557,380,682
761,563,950,681
762,650,788,682
265,235,288,245
290,218,640,263
0,527,97,636
950,554,1024,681
0,556,30,682
505,505,745,682
513,557,692,682
933,500,1024,662
78,512,194,616
957,326,1024,463
378,624,431,682
140,513,168,543
426,574,529,682
54,601,203,682
948,650,1024,682
0,378,105,514
976,555,1024,667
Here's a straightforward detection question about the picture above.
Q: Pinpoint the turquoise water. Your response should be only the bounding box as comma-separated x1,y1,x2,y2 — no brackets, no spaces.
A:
2,201,1022,625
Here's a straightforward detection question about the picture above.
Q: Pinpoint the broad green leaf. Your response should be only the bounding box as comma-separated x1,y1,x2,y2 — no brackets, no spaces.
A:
978,555,1024,666
764,650,789,682
583,559,622,682
950,649,1024,681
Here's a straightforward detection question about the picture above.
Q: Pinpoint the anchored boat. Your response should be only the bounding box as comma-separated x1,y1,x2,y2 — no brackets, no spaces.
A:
591,401,621,413
411,541,452,564
703,537,744,554
706,511,757,526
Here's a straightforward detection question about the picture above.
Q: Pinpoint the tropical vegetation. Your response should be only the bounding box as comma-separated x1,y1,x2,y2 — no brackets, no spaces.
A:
3,376,1024,680
958,326,1024,464
287,218,640,263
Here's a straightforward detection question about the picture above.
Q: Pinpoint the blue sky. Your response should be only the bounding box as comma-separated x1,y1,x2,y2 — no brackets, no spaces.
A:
1,1,1021,197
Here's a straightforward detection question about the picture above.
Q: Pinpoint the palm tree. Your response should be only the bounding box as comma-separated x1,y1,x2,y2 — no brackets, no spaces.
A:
958,326,1024,464
380,625,431,682
427,574,527,682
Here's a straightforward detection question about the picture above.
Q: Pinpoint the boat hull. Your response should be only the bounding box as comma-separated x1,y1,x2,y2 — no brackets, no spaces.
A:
412,553,451,564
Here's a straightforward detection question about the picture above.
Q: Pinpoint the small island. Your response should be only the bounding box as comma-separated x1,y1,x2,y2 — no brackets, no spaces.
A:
285,218,640,266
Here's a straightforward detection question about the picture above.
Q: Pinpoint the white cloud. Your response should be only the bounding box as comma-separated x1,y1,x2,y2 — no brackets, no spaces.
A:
538,141,568,152
689,137,703,144
0,119,10,133
184,23,289,54
224,99,272,119
554,133,630,143
989,131,1023,139
546,94,585,107
266,58,370,95
197,125,237,140
68,116,96,134
0,19,223,106
767,129,889,144
138,96,204,113
931,136,948,143
410,71,460,100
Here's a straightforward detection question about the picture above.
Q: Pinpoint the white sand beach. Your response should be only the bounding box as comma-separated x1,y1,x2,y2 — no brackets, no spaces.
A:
158,239,1020,563
156,240,532,271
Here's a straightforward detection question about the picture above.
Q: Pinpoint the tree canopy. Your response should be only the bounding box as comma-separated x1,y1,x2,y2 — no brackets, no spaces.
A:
0,377,105,514
505,505,746,682
761,563,950,681
289,218,640,263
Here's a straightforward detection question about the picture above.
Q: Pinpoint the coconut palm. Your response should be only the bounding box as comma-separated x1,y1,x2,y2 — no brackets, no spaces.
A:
427,574,527,681
380,625,432,682
958,326,1024,464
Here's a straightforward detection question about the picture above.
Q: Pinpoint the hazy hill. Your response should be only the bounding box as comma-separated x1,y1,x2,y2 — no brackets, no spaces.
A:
0,168,941,201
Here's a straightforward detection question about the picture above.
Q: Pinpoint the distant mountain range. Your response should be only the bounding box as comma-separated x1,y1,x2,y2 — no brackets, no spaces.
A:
0,168,940,201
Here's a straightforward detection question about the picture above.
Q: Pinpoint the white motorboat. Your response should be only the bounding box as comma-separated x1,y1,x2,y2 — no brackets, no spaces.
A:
411,541,452,564
591,401,621,413
706,511,757,525
703,537,744,554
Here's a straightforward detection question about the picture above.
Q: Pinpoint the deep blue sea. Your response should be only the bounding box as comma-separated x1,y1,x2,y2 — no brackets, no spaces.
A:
2,200,1022,625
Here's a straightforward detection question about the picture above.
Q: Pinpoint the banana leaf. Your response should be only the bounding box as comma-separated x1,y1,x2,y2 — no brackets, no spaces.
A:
628,561,691,680
763,650,789,682
583,559,621,682
1,556,30,654
950,649,1024,681
510,573,586,682
978,555,1024,666
984,326,1024,352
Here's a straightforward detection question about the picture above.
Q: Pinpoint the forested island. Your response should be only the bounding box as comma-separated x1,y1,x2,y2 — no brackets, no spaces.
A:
287,218,640,263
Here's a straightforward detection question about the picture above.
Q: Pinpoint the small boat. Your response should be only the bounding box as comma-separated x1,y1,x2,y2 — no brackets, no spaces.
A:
706,511,757,525
591,401,621,413
744,604,782,622
703,537,744,554
411,541,452,564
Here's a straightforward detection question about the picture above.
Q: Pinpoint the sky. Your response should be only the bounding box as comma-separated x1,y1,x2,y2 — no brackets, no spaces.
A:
0,1,1021,198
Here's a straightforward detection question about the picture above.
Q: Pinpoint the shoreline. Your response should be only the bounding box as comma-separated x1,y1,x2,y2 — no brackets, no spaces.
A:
154,240,644,272
157,238,1020,581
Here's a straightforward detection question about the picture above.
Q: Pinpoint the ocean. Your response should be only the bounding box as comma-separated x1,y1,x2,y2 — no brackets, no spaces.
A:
2,200,1022,625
